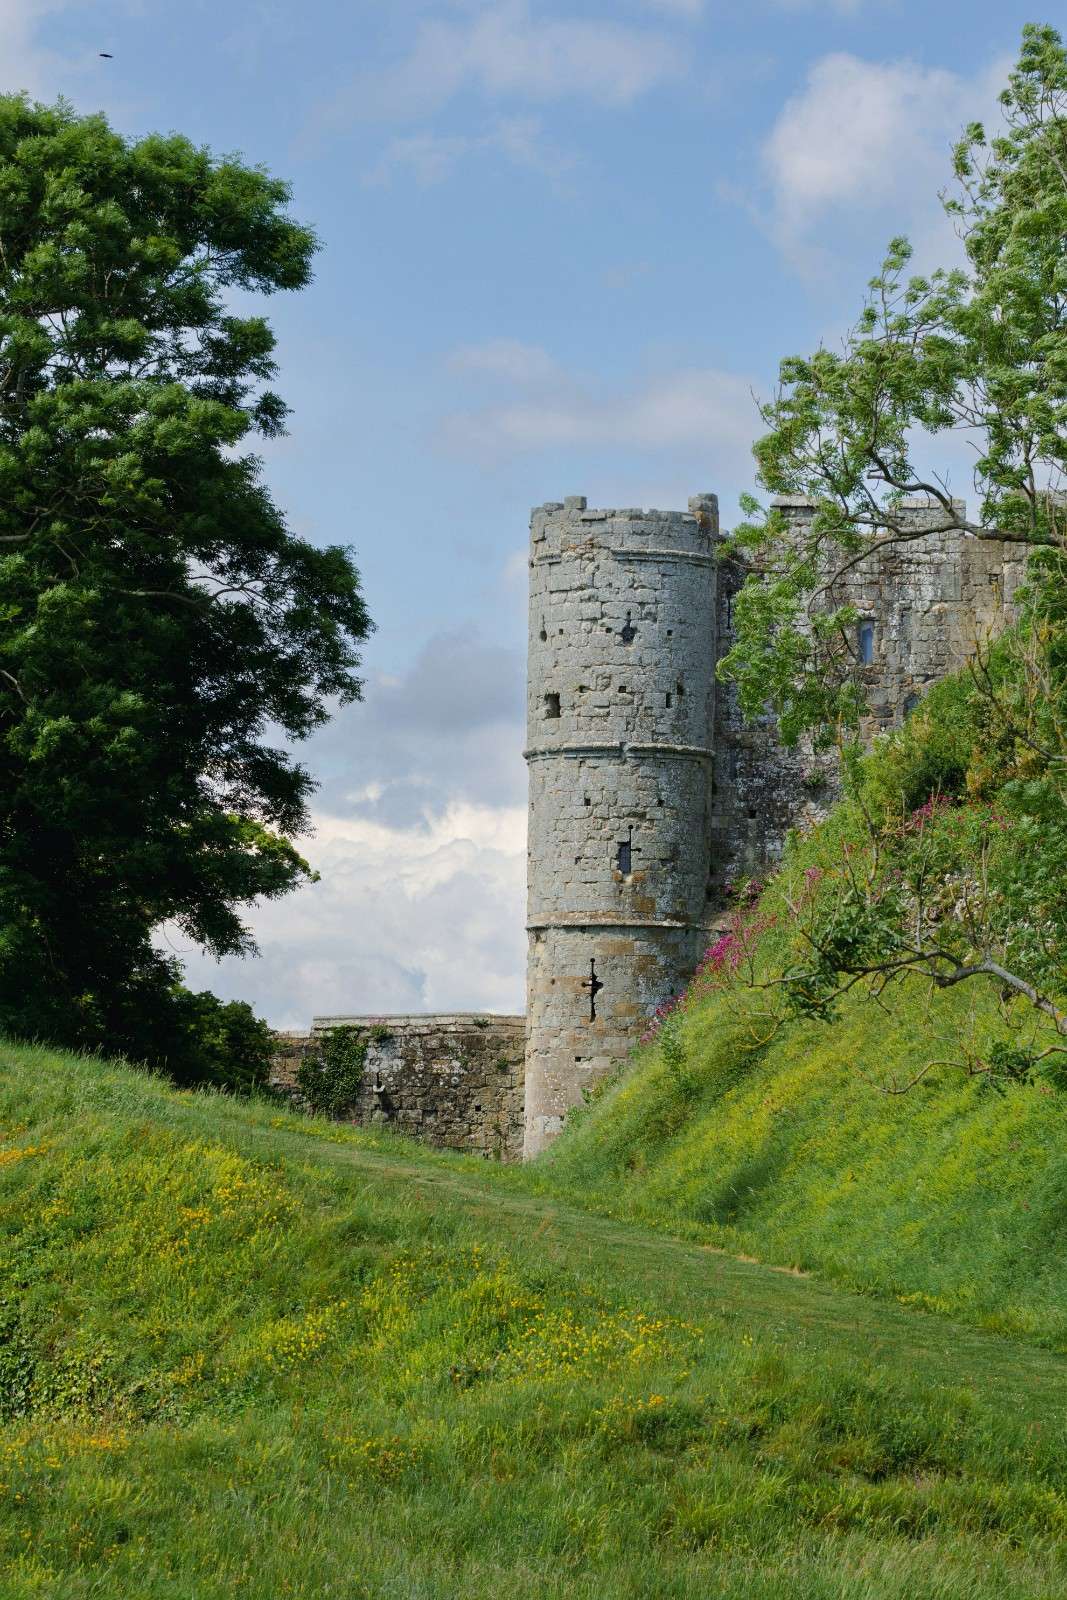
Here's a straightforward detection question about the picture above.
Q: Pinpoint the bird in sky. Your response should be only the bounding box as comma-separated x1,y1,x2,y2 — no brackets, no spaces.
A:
99,52,113,59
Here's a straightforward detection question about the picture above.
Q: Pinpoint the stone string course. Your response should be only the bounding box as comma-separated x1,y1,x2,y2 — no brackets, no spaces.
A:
269,1014,526,1162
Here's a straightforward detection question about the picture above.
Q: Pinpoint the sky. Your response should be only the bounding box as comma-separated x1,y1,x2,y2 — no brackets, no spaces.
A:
1,0,1044,1025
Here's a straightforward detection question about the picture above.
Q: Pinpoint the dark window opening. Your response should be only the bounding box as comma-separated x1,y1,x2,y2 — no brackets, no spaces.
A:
666,628,673,637
747,809,757,820
665,692,672,708
584,795,591,806
544,692,561,719
676,680,684,698
858,622,875,665
725,594,733,628
619,610,638,645
474,1104,481,1113
582,958,604,1021
616,825,637,877
539,618,547,641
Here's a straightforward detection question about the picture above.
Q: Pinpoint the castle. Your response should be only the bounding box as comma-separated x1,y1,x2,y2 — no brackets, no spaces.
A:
271,491,1026,1159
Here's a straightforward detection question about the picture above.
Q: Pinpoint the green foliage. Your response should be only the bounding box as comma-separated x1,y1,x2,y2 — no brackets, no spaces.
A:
0,95,372,1064
160,986,275,1093
296,1025,372,1117
719,25,1067,748
4,1037,1067,1597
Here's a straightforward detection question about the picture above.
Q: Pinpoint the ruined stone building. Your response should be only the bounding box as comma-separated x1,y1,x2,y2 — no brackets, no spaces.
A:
273,491,1027,1161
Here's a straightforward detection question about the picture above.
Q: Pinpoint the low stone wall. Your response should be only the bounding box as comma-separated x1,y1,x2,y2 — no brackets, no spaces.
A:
269,1014,526,1162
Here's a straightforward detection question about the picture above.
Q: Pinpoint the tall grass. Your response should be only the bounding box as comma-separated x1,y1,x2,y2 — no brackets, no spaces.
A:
3,1039,1067,1598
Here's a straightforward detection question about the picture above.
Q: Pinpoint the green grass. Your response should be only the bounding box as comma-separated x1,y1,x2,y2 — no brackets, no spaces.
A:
530,796,1067,1351
3,1040,1067,1598
532,978,1067,1348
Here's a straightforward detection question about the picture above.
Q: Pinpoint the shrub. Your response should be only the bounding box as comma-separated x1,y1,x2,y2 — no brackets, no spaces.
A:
296,1026,373,1117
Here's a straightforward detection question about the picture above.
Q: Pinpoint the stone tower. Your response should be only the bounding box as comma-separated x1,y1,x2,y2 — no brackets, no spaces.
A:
523,495,718,1158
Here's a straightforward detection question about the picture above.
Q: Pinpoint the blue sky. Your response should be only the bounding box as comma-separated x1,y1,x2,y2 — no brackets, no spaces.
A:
3,0,1043,1023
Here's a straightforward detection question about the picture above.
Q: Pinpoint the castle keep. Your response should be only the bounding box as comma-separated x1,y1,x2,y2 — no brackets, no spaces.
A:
274,490,1026,1161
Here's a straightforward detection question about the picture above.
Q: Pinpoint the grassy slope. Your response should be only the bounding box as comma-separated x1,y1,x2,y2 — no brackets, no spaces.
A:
3,1039,1067,1599
533,976,1067,1348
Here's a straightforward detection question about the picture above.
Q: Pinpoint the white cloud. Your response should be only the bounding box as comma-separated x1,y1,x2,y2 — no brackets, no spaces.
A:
324,0,684,129
441,343,760,471
170,630,528,1027
366,116,573,186
176,800,527,1028
761,50,1009,271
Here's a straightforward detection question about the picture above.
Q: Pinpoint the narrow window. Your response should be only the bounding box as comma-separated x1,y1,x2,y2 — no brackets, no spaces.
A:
858,622,875,665
615,826,637,877
582,958,604,1021
665,692,672,708
619,610,637,645
725,594,733,628
544,692,561,719
676,680,684,699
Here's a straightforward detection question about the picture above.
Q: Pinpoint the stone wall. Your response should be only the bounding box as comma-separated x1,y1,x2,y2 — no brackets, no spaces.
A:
524,495,719,1156
708,495,1027,895
269,1014,526,1162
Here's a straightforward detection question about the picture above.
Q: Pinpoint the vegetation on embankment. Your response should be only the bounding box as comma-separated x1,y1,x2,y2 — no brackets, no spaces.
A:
3,1037,1067,1599
535,661,1067,1350
533,974,1067,1347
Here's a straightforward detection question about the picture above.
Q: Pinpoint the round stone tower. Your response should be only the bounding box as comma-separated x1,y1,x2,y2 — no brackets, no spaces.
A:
523,494,718,1158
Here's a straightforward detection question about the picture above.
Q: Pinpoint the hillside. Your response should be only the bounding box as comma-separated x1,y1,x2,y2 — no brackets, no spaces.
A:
3,1038,1067,1599
532,975,1067,1345
535,665,1067,1351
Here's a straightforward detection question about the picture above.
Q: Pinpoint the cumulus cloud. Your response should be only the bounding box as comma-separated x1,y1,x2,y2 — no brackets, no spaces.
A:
176,798,526,1029
321,0,685,130
440,342,760,474
760,50,1009,273
173,631,528,1027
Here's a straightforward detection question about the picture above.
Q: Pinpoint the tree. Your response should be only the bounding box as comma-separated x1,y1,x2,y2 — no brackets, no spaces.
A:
716,25,1067,1071
0,95,372,1059
720,23,1067,746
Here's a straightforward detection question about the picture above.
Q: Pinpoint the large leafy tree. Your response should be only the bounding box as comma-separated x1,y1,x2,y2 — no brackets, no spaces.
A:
0,96,371,1056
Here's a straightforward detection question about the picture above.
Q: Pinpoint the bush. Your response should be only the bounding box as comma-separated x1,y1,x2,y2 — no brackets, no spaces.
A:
296,1025,373,1117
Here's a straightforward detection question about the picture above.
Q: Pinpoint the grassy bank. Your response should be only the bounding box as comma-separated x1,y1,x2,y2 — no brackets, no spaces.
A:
532,975,1067,1347
2,1037,1067,1598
